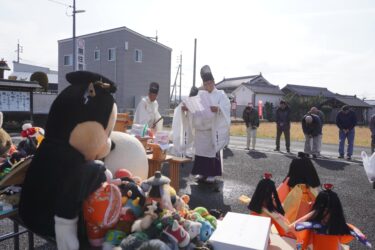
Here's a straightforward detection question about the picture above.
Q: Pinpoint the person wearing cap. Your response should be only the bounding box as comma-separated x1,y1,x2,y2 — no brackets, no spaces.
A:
242,103,259,150
134,82,163,132
275,100,291,152
301,113,322,158
336,105,357,160
182,65,231,183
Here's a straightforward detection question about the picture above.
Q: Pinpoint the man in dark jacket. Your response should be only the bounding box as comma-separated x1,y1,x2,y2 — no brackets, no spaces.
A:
275,100,291,152
302,114,322,158
242,104,259,150
336,105,357,160
370,114,375,154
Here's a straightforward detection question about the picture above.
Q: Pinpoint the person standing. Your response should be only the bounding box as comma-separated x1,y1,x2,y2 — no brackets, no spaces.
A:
309,107,325,155
336,105,357,160
275,100,291,153
302,114,322,158
370,114,375,154
134,82,163,132
242,104,259,150
182,65,231,183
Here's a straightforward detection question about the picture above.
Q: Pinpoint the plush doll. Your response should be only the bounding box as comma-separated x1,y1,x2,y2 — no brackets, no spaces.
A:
131,200,159,232
19,71,117,250
295,184,371,249
17,123,45,157
83,181,122,247
0,112,14,161
141,171,175,210
247,173,294,238
104,131,149,180
277,152,321,223
163,219,190,247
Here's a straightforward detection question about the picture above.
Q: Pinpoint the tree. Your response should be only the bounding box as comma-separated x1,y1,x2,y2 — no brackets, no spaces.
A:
264,102,274,121
30,71,48,92
284,93,326,121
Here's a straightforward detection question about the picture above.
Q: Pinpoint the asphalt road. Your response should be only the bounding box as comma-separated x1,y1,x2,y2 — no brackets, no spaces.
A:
1,137,374,249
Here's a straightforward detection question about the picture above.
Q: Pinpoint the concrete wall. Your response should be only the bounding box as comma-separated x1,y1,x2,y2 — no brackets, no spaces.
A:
33,93,57,114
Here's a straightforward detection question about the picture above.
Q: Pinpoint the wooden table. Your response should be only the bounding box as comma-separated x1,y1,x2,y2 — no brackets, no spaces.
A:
147,154,173,178
168,157,192,192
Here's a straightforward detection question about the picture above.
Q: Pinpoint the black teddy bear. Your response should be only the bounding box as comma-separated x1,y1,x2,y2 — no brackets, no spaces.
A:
19,71,118,250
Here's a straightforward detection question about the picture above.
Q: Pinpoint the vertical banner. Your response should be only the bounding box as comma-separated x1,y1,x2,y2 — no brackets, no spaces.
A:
258,100,263,119
76,38,85,71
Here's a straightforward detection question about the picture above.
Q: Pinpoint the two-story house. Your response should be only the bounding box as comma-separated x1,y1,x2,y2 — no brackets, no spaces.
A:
58,26,172,113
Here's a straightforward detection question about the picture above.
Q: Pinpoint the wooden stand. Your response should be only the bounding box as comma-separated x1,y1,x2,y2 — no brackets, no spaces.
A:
168,157,192,192
147,154,173,178
114,113,132,132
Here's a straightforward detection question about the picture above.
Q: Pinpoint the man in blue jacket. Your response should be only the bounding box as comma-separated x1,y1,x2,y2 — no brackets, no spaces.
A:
336,105,357,160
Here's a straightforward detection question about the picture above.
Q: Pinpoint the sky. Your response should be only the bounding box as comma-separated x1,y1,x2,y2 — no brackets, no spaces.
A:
1,0,375,99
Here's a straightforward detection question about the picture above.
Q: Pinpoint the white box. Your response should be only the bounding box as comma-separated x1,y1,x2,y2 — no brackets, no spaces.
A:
209,212,271,250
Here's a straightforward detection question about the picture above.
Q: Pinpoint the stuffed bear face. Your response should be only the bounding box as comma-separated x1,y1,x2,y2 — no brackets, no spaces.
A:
69,103,117,161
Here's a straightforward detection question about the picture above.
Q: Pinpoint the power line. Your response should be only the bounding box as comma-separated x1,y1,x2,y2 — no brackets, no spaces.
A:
47,0,71,8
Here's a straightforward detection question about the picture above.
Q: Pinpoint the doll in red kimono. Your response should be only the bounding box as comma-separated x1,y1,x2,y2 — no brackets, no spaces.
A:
277,152,320,223
295,184,371,250
248,173,295,238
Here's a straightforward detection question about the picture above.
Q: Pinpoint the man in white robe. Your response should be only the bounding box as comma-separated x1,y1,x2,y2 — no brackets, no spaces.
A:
181,65,231,183
134,82,163,132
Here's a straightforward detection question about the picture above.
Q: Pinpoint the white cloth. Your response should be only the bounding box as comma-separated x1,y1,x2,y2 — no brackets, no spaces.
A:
177,88,230,158
170,102,195,157
133,96,163,132
54,216,79,250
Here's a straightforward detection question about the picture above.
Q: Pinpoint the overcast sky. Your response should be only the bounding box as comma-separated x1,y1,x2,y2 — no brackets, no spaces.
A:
1,0,375,99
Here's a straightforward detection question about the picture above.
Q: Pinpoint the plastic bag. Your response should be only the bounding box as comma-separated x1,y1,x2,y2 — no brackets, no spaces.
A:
361,151,375,183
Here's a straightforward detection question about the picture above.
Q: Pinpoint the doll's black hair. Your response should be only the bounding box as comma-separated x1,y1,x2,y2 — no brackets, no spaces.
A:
248,178,285,215
284,153,321,188
308,189,351,235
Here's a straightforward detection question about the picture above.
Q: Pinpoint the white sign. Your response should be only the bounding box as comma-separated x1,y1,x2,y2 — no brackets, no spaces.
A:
0,90,30,111
76,38,85,70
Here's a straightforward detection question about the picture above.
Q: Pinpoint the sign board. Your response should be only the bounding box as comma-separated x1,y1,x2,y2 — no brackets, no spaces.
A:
76,38,85,71
0,90,30,111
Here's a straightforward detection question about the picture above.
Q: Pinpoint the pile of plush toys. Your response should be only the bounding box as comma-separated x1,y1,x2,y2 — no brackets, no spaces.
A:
85,169,217,250
14,71,218,250
241,152,371,250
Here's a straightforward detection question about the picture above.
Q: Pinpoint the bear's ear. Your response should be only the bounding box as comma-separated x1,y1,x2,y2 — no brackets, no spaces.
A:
66,71,117,93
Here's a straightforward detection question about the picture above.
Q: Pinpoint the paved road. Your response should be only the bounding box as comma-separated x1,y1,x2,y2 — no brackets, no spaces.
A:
1,137,374,249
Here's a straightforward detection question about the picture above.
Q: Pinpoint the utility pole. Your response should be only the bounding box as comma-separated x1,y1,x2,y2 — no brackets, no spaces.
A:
15,39,23,63
192,38,197,87
179,53,182,102
72,0,85,71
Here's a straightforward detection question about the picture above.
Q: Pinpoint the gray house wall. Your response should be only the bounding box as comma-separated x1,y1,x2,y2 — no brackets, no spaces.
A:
58,27,171,113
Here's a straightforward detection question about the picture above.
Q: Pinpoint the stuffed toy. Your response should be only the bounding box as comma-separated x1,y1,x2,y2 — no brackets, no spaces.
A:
17,123,44,157
141,171,175,210
131,200,159,232
83,181,122,247
163,219,190,248
0,112,13,160
277,152,320,223
104,131,149,180
295,184,371,249
19,71,117,250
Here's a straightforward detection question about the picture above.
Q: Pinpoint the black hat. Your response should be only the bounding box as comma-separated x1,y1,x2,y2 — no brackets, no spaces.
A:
200,65,214,82
66,70,116,93
149,82,159,94
342,105,350,111
189,86,199,97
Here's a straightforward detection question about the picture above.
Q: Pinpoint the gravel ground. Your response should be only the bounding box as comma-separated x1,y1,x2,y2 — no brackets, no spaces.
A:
1,146,374,250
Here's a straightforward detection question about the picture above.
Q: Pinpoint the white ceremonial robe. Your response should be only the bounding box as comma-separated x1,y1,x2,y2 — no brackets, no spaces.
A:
133,96,163,132
191,88,231,158
170,102,195,157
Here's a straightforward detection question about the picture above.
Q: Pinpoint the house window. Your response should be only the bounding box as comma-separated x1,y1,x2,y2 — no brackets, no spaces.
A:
135,49,142,62
94,50,100,61
108,48,116,61
63,55,72,66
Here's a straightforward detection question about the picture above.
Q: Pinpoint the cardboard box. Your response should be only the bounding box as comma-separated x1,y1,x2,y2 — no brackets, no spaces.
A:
209,212,271,250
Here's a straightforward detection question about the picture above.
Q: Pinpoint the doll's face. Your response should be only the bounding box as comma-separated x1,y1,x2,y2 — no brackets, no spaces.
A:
69,103,118,161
